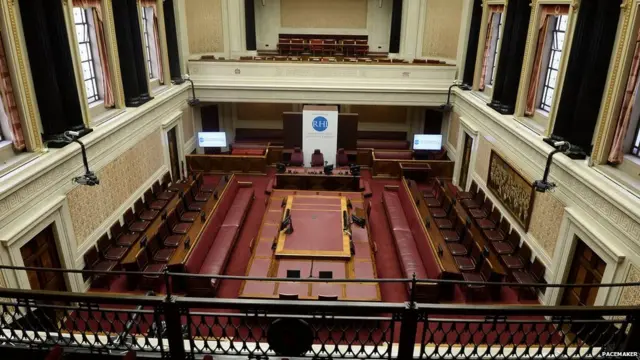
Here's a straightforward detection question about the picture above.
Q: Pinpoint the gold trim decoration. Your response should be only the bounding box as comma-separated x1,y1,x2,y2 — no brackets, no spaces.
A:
2,0,43,150
591,1,633,163
103,0,125,109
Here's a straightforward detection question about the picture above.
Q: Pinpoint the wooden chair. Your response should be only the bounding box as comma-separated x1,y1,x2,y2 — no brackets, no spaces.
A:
130,200,151,233
153,180,175,201
136,246,166,290
457,181,478,200
147,234,175,263
278,37,290,55
110,220,139,247
190,182,210,202
355,39,368,56
454,242,484,272
512,258,546,300
290,38,305,55
469,195,492,217
447,230,473,256
461,259,493,301
324,39,337,56
483,217,510,242
183,190,205,212
167,210,192,235
462,187,485,209
440,217,467,243
175,199,199,222
141,190,161,220
492,229,517,255
157,222,183,248
431,196,454,219
434,207,457,230
341,39,356,57
84,246,117,287
279,293,299,300
97,233,128,261
477,208,501,230
501,242,532,270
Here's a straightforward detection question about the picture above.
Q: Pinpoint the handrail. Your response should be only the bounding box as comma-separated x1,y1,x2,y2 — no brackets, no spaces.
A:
3,264,640,289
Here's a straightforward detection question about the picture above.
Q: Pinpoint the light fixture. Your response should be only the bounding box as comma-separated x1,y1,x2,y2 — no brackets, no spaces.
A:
183,74,200,106
439,80,472,112
533,139,586,193
64,131,99,186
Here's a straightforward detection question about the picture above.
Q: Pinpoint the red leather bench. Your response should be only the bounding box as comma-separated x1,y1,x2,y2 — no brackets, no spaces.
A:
357,139,410,150
383,188,441,301
373,150,414,160
184,180,254,296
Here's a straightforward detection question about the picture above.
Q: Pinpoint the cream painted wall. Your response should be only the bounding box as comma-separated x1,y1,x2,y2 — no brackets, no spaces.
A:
422,0,464,60
280,0,367,29
185,0,225,54
255,0,392,52
448,111,460,147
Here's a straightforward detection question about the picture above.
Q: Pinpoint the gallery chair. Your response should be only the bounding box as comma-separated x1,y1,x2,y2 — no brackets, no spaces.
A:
434,208,457,230
167,210,192,234
110,220,139,247
492,230,517,255
190,182,210,202
336,148,349,167
195,171,215,193
454,242,484,272
311,149,324,167
477,208,501,230
483,217,510,242
129,204,150,233
469,196,492,218
289,38,305,55
440,218,468,242
512,258,546,300
461,188,484,209
501,242,532,270
84,246,117,287
290,147,304,166
183,191,205,212
425,187,444,209
136,250,166,290
146,234,175,263
157,222,183,248
175,200,199,222
458,181,478,200
309,39,324,56
153,180,174,201
430,195,452,219
97,233,127,261
141,191,161,220
461,259,494,301
447,232,473,256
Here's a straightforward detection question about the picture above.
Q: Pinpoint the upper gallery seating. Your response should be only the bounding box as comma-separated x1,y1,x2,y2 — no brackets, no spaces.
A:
184,179,255,296
277,34,369,57
224,55,449,65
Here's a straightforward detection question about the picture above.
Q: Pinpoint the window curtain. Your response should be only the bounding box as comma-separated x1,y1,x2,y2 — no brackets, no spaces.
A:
479,5,503,91
525,5,570,116
163,0,182,82
553,0,621,152
72,0,115,108
0,34,25,150
141,0,164,84
608,28,640,163
462,0,484,87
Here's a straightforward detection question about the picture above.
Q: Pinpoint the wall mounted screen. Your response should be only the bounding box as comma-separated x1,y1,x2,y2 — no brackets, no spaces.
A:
413,134,442,150
198,132,227,147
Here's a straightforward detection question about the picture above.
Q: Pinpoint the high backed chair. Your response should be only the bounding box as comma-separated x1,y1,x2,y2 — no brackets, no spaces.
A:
458,181,478,200
311,149,324,167
290,38,305,55
512,258,546,300
84,246,117,287
440,217,467,242
141,191,161,220
309,39,324,56
157,221,183,248
147,234,175,263
430,196,453,219
484,217,510,242
183,191,205,212
501,242,532,270
461,259,493,301
190,182,210,202
136,249,166,290
290,147,304,166
195,171,215,193
110,220,139,247
434,207,457,230
129,203,150,233
167,210,192,234
492,229,517,255
336,148,349,167
469,196,492,218
425,186,444,209
153,181,174,201
97,233,127,261
355,40,368,56
342,39,356,57
175,200,199,222
454,242,484,272
477,208,501,230
447,231,473,256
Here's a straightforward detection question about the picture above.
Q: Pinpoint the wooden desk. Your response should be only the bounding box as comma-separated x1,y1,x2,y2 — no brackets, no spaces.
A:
121,179,195,267
400,162,431,182
441,184,508,277
275,173,360,191
404,179,460,277
168,176,231,268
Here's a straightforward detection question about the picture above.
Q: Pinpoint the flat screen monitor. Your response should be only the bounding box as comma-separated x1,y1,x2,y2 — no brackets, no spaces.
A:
413,134,443,150
198,132,227,147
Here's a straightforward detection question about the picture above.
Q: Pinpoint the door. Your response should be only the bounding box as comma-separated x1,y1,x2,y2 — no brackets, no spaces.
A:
458,133,473,189
201,105,220,154
20,225,67,292
167,127,181,180
561,239,605,306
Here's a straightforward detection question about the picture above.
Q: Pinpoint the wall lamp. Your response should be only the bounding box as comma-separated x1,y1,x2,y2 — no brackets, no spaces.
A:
532,139,587,193
183,74,200,107
439,80,472,112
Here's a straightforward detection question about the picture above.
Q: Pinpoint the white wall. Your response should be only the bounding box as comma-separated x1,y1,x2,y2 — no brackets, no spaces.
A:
254,0,393,53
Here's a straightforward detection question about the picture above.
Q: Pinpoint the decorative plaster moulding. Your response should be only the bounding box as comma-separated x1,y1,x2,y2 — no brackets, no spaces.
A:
453,90,640,253
0,85,191,229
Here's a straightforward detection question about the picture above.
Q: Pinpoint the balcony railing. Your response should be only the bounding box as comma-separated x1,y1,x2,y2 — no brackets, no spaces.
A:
1,265,639,359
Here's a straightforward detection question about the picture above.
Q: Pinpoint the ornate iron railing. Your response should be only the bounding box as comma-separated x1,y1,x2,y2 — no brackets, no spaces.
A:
0,266,640,358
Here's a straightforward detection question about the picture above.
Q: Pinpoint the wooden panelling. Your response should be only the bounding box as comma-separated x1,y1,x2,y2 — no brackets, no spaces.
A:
351,105,408,123
187,154,268,174
236,103,293,121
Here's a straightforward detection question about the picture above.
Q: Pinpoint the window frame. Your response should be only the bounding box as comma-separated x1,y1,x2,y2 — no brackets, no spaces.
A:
537,14,568,114
72,7,103,105
486,12,503,89
141,6,155,80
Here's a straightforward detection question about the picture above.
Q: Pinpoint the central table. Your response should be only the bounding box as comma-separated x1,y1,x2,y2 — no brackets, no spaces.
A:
239,191,380,301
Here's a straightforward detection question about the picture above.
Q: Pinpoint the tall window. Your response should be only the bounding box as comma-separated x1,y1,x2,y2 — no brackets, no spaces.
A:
141,7,154,79
487,12,503,87
539,15,568,112
73,8,102,104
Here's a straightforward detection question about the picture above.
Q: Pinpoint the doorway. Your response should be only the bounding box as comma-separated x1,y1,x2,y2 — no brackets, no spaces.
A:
458,133,473,189
20,225,67,292
561,238,605,306
167,127,181,181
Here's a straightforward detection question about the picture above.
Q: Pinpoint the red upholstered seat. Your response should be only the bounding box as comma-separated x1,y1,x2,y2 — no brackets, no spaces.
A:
441,229,460,242
454,256,476,271
200,225,239,290
502,255,525,269
311,149,324,167
194,192,210,202
492,241,514,255
448,243,469,256
164,235,182,248
434,218,453,229
153,248,175,263
173,222,192,234
116,233,138,247
104,247,128,261
461,199,480,209
476,218,496,230
144,263,167,274
140,209,159,221
180,211,199,223
461,272,484,287
149,200,167,210
156,191,174,201
336,148,349,167
512,270,534,284
290,147,304,166
469,208,488,218
223,188,254,226
129,221,150,233
382,192,410,231
93,259,117,272
483,229,504,242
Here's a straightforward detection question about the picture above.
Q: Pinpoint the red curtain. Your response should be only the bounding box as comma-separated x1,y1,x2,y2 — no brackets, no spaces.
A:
609,27,640,163
479,5,504,91
73,0,115,107
525,5,569,116
0,34,25,150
